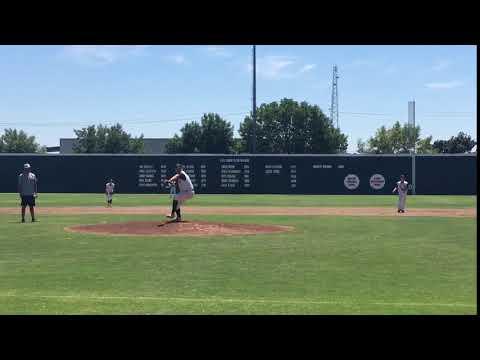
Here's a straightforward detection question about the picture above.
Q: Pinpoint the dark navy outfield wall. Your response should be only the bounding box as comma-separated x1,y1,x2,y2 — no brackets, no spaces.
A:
0,154,476,195
415,155,477,195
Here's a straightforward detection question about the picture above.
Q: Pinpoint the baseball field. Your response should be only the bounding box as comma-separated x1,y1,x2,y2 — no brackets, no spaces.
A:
0,193,476,314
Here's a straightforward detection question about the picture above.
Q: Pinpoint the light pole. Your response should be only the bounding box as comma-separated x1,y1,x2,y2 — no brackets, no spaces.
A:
408,100,416,195
252,45,257,154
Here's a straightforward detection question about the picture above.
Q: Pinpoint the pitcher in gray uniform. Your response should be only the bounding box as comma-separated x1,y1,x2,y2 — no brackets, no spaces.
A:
165,164,194,222
18,163,38,222
392,174,408,213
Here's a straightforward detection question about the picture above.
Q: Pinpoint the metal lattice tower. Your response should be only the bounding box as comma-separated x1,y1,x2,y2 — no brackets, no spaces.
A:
329,65,339,129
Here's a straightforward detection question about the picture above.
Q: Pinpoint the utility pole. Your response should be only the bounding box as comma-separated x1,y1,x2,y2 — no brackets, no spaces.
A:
408,100,416,195
329,65,339,129
252,45,257,154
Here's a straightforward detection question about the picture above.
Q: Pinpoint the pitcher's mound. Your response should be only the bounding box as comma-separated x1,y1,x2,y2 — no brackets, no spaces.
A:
65,221,294,237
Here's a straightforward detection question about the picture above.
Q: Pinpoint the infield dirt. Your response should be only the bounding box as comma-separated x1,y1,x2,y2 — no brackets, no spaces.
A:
65,220,294,236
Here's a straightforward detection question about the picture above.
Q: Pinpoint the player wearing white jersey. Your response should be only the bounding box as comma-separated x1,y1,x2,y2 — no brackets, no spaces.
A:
392,175,408,213
165,164,194,222
105,179,115,207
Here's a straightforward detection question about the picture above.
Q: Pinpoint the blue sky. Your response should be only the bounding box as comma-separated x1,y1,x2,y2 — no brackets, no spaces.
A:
0,45,476,152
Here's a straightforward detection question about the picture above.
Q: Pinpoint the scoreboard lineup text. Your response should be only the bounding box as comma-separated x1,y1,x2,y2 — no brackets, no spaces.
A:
133,156,410,195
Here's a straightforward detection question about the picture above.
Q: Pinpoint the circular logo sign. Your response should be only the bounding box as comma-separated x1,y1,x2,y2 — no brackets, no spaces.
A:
344,174,360,190
369,174,385,190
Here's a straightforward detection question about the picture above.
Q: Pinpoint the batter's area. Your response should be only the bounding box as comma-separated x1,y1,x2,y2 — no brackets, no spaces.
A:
0,206,475,218
65,220,294,237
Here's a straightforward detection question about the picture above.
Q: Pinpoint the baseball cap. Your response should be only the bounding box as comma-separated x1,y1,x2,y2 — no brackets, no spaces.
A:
23,163,31,169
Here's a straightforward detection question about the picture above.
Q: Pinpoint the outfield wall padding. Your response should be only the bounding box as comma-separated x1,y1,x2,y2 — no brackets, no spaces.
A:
0,154,476,195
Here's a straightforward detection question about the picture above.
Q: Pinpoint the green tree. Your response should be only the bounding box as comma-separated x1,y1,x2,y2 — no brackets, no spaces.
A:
239,98,348,154
357,121,432,154
356,139,367,153
0,128,43,153
165,113,234,154
73,123,144,153
180,122,202,152
367,125,393,153
432,140,449,154
164,134,184,153
416,136,436,154
232,138,243,154
73,125,98,153
433,132,476,153
199,113,234,153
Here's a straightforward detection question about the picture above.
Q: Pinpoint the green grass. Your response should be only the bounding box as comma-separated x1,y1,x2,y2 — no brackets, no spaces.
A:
0,195,476,314
0,193,476,208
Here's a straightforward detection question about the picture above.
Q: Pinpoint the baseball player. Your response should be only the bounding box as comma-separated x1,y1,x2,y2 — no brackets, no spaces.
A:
392,174,408,213
165,164,194,222
105,179,115,207
18,163,38,223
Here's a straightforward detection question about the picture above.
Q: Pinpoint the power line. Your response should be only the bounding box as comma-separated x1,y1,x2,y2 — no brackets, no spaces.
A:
419,114,475,118
340,112,391,116
0,109,474,128
0,111,251,127
425,112,475,115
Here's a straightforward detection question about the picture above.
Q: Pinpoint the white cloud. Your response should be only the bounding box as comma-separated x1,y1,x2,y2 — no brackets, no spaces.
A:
245,56,318,80
299,64,316,73
247,56,296,79
63,45,149,66
163,55,187,64
424,81,463,89
205,46,232,57
432,60,451,71
260,56,296,79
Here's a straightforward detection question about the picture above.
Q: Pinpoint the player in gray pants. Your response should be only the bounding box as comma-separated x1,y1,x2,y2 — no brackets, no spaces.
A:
165,164,195,222
18,163,38,223
392,174,408,213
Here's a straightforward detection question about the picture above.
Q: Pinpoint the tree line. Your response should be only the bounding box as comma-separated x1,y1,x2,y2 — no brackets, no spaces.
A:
356,122,476,154
1,98,476,154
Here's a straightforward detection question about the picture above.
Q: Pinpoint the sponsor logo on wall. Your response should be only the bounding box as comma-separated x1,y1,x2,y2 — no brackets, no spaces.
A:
344,174,360,190
369,174,385,190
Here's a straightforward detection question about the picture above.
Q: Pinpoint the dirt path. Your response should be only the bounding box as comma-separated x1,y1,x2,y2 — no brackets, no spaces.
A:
0,206,475,218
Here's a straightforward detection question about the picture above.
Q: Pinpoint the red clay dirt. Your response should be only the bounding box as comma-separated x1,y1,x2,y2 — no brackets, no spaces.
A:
65,220,294,237
0,206,475,218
